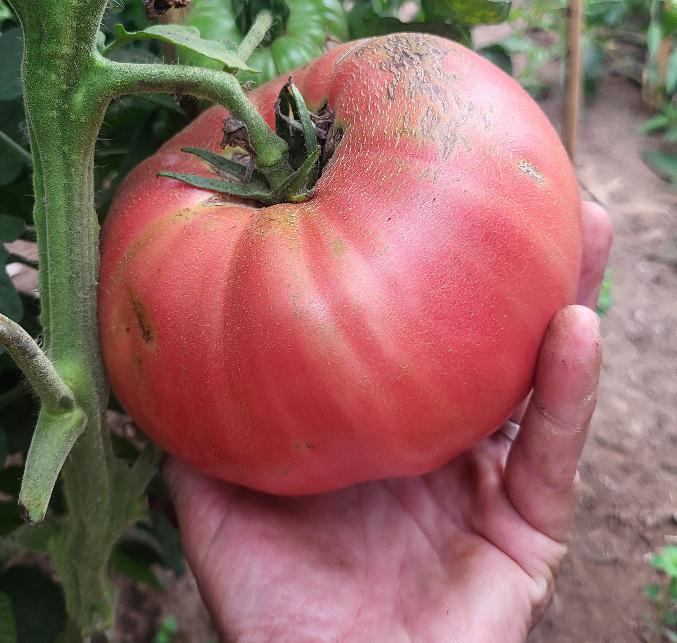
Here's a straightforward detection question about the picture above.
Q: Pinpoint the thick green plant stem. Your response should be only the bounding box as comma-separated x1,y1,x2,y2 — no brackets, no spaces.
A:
8,0,118,634
5,0,295,637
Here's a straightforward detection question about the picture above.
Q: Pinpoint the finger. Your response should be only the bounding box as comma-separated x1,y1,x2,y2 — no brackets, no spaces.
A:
577,201,612,308
505,306,601,542
509,393,530,425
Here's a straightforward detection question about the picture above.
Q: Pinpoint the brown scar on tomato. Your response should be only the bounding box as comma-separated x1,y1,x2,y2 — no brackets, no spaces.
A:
128,289,154,344
517,160,545,186
292,440,316,451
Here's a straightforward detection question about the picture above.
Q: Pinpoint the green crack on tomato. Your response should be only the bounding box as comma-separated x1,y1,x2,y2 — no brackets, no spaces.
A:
99,34,581,495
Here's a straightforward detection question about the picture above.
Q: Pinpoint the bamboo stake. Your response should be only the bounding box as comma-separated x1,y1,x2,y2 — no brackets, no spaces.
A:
563,0,583,160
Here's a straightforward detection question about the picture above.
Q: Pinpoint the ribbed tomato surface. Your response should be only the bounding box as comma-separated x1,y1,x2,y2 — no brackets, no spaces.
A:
98,34,581,494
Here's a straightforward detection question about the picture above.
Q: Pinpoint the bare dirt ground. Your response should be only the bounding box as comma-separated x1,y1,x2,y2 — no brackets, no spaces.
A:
530,74,677,643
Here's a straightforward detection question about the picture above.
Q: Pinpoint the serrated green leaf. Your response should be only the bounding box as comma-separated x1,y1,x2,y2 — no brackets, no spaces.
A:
0,246,23,323
644,150,677,183
0,592,17,643
0,216,24,243
112,24,254,73
0,29,22,100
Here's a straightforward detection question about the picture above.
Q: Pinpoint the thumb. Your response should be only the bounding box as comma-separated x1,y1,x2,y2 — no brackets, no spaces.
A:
505,305,602,542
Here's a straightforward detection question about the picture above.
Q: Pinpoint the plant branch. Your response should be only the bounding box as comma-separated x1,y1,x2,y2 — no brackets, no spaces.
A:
94,56,288,169
237,11,273,63
0,313,76,413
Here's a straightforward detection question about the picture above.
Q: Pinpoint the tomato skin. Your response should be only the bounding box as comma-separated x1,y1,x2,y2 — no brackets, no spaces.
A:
99,34,581,495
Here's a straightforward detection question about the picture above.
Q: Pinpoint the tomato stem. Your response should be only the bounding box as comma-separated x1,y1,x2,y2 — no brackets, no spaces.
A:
237,10,274,63
96,55,290,170
0,313,76,413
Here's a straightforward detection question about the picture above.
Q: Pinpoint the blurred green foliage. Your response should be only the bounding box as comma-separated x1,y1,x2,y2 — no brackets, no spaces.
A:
645,545,677,642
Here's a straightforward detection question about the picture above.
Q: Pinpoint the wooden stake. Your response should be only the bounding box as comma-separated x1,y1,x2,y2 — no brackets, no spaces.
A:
563,0,583,161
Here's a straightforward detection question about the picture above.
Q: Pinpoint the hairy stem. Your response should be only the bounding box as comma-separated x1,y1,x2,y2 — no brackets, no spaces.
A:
0,313,76,412
95,55,288,170
237,11,273,62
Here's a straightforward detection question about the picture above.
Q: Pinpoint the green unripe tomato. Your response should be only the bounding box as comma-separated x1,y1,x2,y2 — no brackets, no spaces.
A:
180,0,348,86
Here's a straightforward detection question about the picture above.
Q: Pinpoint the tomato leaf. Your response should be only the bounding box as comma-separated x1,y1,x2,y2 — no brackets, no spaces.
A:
0,592,18,643
666,46,677,95
158,171,273,201
0,29,23,101
269,146,320,202
110,549,165,590
478,44,513,75
0,215,24,243
644,150,677,183
180,146,259,181
348,11,470,45
421,0,511,25
0,566,67,643
275,78,319,177
110,24,254,73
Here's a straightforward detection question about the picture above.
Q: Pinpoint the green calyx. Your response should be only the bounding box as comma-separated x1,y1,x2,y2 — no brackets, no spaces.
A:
159,77,336,205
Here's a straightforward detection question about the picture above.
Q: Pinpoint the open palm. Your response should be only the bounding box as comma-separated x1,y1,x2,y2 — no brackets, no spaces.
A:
165,203,611,642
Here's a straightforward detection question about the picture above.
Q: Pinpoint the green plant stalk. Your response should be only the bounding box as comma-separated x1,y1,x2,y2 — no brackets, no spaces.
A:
0,313,75,412
97,55,289,171
237,10,274,62
6,0,293,636
8,0,119,632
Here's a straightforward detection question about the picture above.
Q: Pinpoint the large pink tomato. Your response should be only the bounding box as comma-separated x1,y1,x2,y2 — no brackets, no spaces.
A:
98,34,581,494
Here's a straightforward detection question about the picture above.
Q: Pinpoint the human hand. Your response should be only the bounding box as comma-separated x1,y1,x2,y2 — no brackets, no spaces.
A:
165,202,611,643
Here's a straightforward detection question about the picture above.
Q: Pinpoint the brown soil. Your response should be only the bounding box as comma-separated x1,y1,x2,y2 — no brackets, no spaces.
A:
530,75,677,643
